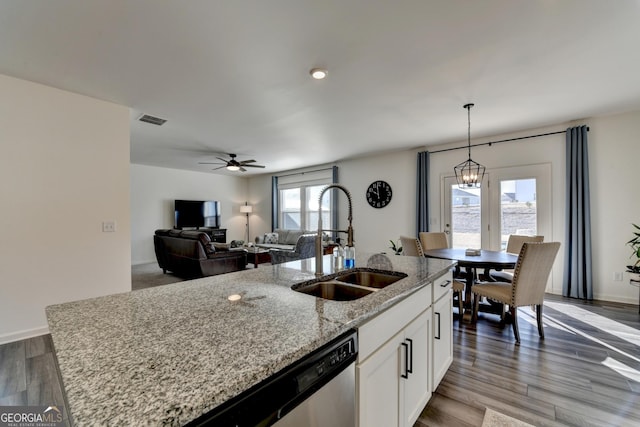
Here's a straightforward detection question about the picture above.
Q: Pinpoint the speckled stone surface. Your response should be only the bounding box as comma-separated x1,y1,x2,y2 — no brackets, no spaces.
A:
46,253,455,426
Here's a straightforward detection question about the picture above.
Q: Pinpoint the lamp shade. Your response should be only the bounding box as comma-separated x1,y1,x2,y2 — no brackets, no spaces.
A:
240,205,253,213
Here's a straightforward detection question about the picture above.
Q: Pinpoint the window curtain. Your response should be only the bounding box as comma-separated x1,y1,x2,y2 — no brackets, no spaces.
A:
563,125,593,300
271,176,278,231
416,151,430,236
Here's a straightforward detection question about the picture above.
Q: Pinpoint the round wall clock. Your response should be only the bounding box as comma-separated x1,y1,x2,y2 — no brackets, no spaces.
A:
366,180,392,208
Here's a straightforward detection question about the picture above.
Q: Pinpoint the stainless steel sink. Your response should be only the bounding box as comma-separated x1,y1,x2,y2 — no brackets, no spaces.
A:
293,281,374,301
292,269,407,301
335,271,406,289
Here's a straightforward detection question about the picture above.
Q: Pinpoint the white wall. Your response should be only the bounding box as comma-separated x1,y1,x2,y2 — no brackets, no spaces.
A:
130,164,249,264
248,149,417,254
588,110,640,304
0,74,131,343
249,110,640,305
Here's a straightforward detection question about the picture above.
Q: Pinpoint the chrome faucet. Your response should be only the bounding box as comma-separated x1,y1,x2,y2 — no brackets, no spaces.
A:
316,184,354,277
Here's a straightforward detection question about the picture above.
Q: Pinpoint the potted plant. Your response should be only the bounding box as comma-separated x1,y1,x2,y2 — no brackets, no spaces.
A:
389,240,403,255
627,223,640,283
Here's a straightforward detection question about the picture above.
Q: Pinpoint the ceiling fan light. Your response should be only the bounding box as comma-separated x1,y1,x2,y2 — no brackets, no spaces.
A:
226,165,240,171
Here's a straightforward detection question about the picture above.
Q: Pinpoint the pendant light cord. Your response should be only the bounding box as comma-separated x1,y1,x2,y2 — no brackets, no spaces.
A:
467,105,471,159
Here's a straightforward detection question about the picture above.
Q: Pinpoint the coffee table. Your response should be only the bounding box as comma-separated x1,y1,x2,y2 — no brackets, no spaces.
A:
247,248,271,268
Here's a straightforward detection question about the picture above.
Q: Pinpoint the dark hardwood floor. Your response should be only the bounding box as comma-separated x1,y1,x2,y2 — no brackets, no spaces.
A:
416,295,640,426
1,295,638,427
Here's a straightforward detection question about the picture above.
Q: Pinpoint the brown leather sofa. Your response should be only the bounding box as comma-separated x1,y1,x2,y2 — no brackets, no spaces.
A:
154,229,247,278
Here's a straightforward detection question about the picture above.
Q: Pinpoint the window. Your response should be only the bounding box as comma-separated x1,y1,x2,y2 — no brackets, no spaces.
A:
277,169,334,231
443,164,551,250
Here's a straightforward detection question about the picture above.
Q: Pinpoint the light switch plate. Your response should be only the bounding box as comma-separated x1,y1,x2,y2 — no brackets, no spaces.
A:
102,221,116,232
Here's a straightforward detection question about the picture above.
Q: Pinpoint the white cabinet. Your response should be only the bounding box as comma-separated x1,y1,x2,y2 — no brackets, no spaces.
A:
357,308,431,427
431,275,453,389
356,270,455,427
356,284,433,427
400,309,432,426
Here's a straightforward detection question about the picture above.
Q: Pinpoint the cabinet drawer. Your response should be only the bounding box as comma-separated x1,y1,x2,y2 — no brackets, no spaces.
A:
358,285,432,362
433,271,453,302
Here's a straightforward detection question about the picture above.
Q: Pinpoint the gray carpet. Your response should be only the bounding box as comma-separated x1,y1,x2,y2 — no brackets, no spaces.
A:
131,262,185,290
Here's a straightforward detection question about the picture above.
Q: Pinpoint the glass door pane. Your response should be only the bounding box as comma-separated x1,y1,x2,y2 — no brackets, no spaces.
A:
444,176,485,249
499,179,537,249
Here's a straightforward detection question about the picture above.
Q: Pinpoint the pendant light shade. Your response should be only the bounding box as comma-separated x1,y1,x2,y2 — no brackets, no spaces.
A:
454,103,485,188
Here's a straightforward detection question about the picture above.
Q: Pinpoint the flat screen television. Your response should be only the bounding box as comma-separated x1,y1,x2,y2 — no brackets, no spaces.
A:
174,200,221,229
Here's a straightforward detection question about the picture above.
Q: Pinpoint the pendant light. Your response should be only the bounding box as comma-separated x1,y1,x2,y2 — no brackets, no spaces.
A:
454,103,485,188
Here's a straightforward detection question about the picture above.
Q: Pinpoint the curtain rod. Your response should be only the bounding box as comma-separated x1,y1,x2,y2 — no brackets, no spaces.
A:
276,166,335,178
429,127,589,154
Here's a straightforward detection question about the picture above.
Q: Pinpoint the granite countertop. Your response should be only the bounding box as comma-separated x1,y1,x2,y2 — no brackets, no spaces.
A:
46,252,455,426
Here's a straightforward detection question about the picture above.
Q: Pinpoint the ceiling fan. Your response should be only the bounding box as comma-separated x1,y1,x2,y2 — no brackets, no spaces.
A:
199,153,265,172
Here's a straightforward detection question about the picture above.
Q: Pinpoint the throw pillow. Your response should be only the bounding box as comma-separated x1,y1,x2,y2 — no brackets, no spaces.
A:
264,232,279,244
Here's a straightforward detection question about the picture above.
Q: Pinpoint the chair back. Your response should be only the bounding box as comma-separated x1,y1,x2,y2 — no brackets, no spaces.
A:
419,232,448,250
506,234,544,254
511,242,560,305
400,236,424,257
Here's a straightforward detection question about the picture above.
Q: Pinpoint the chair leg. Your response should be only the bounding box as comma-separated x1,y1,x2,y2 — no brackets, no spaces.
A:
499,303,506,323
472,293,480,323
510,306,520,344
457,291,464,319
536,304,545,339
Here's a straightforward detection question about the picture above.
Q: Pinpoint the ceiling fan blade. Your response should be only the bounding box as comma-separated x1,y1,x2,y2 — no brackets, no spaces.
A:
239,166,247,172
216,157,229,163
212,166,226,170
242,164,265,168
199,162,225,165
239,159,256,164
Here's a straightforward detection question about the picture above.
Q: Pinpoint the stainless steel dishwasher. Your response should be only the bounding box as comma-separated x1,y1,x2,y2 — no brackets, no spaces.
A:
188,329,358,427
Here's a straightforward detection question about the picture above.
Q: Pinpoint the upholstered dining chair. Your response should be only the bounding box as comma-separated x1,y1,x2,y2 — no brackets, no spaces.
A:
400,236,424,256
418,232,448,250
471,242,561,344
490,234,544,282
401,235,465,317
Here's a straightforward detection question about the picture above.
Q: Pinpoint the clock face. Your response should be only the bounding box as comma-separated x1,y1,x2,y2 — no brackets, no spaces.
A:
366,180,392,208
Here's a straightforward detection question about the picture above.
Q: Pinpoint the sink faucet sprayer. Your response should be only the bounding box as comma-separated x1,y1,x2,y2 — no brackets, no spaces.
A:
316,184,354,277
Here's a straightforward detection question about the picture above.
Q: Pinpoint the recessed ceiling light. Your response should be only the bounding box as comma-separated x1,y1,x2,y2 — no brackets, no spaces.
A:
310,68,328,80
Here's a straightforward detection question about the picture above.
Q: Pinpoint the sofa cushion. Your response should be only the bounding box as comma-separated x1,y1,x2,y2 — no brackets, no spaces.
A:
168,229,182,237
264,232,279,244
285,230,305,245
180,231,215,255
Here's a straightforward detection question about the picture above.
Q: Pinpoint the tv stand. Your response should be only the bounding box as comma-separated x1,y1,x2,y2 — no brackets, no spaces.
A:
201,228,227,243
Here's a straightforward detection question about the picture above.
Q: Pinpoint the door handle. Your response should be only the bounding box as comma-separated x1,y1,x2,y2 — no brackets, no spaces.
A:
435,312,441,340
401,341,409,379
406,338,413,374
441,280,451,288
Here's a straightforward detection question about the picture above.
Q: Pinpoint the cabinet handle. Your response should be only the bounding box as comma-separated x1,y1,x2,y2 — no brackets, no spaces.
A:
401,342,409,379
435,312,441,340
441,280,451,288
406,338,413,374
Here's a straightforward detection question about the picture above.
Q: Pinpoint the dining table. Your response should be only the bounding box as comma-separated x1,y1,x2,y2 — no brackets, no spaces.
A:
422,248,519,312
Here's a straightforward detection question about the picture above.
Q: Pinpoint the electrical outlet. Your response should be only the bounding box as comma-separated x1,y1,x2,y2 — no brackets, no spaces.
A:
613,272,623,282
102,221,116,232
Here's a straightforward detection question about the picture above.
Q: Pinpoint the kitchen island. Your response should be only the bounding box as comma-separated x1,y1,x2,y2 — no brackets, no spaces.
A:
46,252,455,426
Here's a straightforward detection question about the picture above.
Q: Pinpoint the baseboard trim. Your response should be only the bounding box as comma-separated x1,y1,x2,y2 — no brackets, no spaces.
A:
132,259,157,266
0,326,50,345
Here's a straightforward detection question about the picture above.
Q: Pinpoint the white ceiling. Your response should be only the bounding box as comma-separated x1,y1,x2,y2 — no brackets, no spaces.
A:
2,0,639,175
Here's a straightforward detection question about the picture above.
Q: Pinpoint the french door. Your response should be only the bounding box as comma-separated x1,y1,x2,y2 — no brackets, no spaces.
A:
442,164,551,250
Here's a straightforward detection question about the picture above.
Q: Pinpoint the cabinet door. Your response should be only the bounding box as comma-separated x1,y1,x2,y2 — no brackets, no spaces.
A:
432,291,453,390
357,333,403,427
400,308,432,427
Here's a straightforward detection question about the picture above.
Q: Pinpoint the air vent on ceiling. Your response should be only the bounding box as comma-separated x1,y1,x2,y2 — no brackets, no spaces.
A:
138,114,167,126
